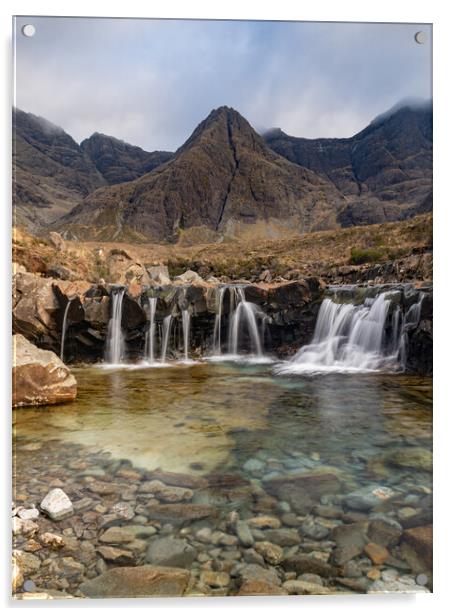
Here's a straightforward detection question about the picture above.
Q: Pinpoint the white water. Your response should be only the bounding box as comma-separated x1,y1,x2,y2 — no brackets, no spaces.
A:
228,287,263,356
60,298,72,362
182,310,191,361
160,315,173,364
144,298,158,364
105,288,126,364
213,287,226,355
277,292,403,374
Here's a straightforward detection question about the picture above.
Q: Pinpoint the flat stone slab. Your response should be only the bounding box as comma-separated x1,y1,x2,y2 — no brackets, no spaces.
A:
79,565,190,598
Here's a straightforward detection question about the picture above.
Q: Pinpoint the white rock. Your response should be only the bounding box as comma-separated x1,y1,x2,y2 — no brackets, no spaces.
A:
12,517,23,536
18,507,40,521
40,488,74,521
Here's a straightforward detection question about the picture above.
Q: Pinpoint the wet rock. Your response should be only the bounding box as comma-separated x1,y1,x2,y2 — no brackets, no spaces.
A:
200,571,230,588
283,580,332,595
146,537,197,568
235,521,254,547
283,554,337,578
146,469,208,489
239,563,281,586
368,516,403,547
263,469,343,501
301,517,329,540
147,503,218,522
87,481,121,495
336,577,371,592
97,546,136,565
386,448,432,472
368,575,430,594
263,528,300,547
79,565,190,598
400,525,432,573
237,580,287,596
13,335,77,407
254,541,284,565
364,542,390,565
330,522,368,565
247,516,281,530
139,480,193,503
40,488,74,521
99,527,135,544
344,486,396,512
110,502,135,520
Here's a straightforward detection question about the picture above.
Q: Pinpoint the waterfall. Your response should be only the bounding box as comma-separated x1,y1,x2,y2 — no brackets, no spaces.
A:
213,287,226,354
60,298,72,362
105,288,126,364
182,310,191,361
277,291,401,374
228,287,263,356
160,315,173,363
144,297,157,364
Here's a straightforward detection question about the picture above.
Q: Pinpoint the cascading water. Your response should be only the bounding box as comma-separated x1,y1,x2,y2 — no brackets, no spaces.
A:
160,315,173,364
144,297,158,364
277,291,405,374
60,298,72,362
182,310,191,361
213,287,226,355
105,288,126,364
228,287,263,356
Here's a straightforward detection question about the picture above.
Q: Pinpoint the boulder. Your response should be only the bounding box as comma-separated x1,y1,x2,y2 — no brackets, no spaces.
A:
79,565,190,598
13,273,59,341
13,335,77,407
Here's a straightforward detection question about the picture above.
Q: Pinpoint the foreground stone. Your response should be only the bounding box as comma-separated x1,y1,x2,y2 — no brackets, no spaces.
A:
283,580,333,595
146,537,197,568
79,565,190,598
400,525,433,573
13,334,77,407
40,488,74,521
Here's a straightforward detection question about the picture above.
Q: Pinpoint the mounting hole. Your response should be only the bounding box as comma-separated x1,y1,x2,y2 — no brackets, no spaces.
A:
416,573,428,585
414,31,426,44
21,24,36,38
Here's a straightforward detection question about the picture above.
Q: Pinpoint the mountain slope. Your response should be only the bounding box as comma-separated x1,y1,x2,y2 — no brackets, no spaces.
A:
264,101,432,226
80,133,173,184
12,108,106,230
55,107,344,242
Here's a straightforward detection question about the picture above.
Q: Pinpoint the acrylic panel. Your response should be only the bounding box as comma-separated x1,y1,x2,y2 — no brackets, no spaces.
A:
12,16,432,600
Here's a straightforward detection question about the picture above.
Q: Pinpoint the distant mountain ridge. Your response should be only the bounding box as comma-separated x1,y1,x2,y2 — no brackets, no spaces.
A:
80,133,173,185
12,108,173,230
264,100,432,226
13,101,432,242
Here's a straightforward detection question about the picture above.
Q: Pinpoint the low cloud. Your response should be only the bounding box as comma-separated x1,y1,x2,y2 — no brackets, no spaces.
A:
14,17,432,150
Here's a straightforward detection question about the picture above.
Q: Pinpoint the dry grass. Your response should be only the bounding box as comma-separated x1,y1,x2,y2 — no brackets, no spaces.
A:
13,213,432,282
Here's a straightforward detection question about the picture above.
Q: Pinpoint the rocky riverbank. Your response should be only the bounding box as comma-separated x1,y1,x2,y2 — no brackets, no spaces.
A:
12,434,432,599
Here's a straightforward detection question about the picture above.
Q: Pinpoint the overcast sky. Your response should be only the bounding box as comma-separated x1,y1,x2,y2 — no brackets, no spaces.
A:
14,17,432,151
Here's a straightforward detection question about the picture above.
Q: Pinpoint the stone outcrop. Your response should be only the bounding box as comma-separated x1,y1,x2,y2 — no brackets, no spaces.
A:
12,268,432,374
12,334,77,407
